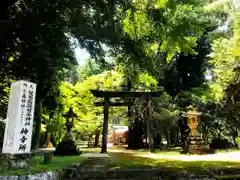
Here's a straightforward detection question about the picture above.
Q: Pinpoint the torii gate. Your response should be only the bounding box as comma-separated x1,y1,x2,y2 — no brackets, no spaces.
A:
90,90,162,153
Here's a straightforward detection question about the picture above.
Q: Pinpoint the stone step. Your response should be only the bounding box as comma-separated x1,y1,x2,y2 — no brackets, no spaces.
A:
209,168,240,175
77,179,137,180
214,174,240,180
209,168,240,179
75,178,160,180
63,168,215,180
66,175,215,180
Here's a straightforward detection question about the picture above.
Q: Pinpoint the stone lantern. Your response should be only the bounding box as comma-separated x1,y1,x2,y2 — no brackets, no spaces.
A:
55,107,81,156
63,107,77,140
184,111,214,154
187,111,201,137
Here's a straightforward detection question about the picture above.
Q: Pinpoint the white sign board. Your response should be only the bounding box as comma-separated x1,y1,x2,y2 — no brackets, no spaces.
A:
2,80,36,154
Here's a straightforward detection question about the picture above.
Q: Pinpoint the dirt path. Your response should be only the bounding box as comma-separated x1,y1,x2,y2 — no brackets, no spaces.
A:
108,149,240,162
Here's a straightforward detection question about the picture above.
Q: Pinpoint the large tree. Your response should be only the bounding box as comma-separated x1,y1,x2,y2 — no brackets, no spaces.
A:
210,9,240,146
109,0,231,96
0,0,78,148
0,0,132,148
0,0,232,149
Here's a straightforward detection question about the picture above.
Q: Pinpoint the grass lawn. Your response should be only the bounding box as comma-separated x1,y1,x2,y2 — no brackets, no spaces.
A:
109,151,240,168
81,147,240,169
107,149,240,179
70,147,240,178
0,155,87,176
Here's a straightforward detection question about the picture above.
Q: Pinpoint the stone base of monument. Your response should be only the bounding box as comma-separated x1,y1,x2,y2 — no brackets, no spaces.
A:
0,153,33,171
54,139,82,156
182,136,215,155
54,140,82,156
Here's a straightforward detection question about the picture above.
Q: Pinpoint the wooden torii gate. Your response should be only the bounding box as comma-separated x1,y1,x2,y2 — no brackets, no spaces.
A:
90,90,162,153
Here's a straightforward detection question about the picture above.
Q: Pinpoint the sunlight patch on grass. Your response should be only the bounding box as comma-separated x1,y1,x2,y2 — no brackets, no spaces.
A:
109,151,240,174
81,147,101,153
135,152,240,162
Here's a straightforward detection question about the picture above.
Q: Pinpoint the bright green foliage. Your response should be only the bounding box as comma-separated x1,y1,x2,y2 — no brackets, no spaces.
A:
203,10,240,145
0,0,236,148
232,11,240,60
0,0,133,148
58,69,160,140
121,0,217,64
59,70,121,139
78,59,106,82
41,113,66,144
210,38,235,97
210,10,240,101
135,72,159,91
154,104,180,139
111,0,231,97
58,80,100,140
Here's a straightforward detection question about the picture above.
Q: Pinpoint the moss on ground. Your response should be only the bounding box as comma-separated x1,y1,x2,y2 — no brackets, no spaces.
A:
0,155,87,176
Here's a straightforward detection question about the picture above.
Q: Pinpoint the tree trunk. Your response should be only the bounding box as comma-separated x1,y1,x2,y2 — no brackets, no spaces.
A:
88,135,92,148
31,99,42,150
94,129,100,148
238,129,240,149
155,133,162,148
128,117,145,149
101,97,109,153
165,132,170,146
145,96,155,152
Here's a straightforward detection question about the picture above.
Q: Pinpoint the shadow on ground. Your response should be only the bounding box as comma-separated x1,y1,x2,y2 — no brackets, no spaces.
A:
108,150,240,179
79,147,240,179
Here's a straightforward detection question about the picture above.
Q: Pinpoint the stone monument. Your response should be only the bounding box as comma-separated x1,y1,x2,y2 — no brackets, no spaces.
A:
0,80,37,170
183,111,214,154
